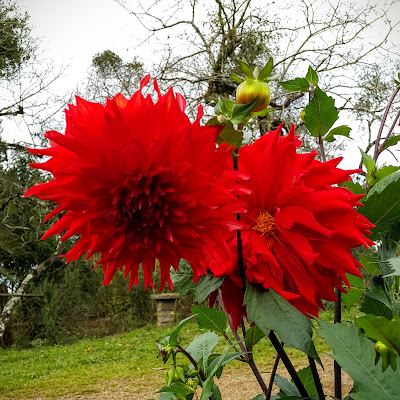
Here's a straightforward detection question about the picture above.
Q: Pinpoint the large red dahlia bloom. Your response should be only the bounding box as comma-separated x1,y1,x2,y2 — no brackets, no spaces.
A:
219,125,374,319
26,76,243,290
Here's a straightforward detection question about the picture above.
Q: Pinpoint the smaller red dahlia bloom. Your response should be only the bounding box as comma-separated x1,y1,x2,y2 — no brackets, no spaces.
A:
26,76,243,290
217,124,374,322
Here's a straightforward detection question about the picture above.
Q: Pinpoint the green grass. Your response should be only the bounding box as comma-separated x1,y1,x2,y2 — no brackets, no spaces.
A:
0,307,361,399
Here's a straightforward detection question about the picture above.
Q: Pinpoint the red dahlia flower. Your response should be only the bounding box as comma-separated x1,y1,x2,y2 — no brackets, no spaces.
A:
218,124,374,321
25,76,243,290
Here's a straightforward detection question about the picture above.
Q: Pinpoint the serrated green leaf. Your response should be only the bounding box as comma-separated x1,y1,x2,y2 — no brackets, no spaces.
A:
324,125,351,142
359,171,400,239
359,254,381,275
356,315,400,355
297,366,318,396
240,59,254,79
169,314,198,346
279,78,310,92
383,257,400,277
192,305,227,334
317,319,400,400
245,325,265,350
361,294,393,320
230,97,258,125
304,87,338,138
193,276,224,303
170,259,194,296
230,73,244,83
258,58,273,82
305,66,319,86
342,288,363,310
360,149,376,175
244,285,320,362
186,332,219,371
383,135,400,150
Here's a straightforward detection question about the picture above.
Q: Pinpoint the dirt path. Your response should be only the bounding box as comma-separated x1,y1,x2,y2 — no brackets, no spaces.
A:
56,356,352,400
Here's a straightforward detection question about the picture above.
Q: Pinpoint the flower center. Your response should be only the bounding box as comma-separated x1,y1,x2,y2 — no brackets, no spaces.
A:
252,210,276,237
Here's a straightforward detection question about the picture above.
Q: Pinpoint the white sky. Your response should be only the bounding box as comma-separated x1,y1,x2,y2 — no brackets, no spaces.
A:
22,0,140,94
10,0,400,171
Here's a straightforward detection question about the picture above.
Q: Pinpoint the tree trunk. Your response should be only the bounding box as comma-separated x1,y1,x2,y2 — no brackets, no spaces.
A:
0,242,65,345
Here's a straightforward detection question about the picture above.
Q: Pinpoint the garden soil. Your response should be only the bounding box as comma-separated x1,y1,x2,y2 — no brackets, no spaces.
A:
54,355,352,400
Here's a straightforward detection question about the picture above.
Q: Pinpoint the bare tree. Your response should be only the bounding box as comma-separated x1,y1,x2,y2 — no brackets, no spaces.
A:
115,0,399,140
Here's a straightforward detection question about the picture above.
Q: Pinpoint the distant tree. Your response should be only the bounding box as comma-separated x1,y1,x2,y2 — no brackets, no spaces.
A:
82,49,144,102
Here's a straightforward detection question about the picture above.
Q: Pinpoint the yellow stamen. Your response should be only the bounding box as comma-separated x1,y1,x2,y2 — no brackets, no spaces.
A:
252,210,276,237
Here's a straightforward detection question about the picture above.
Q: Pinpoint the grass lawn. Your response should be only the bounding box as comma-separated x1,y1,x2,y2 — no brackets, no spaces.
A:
0,307,362,399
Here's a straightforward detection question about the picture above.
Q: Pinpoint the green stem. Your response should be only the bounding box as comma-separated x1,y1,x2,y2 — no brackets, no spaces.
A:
266,346,282,400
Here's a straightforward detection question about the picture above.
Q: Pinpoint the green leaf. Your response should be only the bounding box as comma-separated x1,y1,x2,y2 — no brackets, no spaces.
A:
305,66,319,86
359,171,400,240
230,73,244,84
258,58,274,82
244,285,320,362
304,87,338,138
317,319,400,400
193,276,224,303
158,393,177,400
200,378,213,400
383,135,400,150
347,273,364,288
339,180,366,195
170,259,194,296
324,125,351,142
215,120,243,148
359,254,381,275
383,257,400,277
211,382,222,400
342,288,363,310
186,332,219,371
297,366,318,396
156,386,186,399
356,315,400,355
250,107,279,118
169,314,198,346
240,59,254,80
279,78,310,92
230,97,259,125
192,305,227,334
375,166,400,184
274,374,301,396
361,294,393,319
245,324,265,351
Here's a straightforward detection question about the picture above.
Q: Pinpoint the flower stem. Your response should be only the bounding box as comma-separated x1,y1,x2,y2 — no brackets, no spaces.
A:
334,289,342,399
177,345,206,381
373,88,399,162
266,347,282,400
378,107,400,156
268,331,309,398
308,356,325,400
